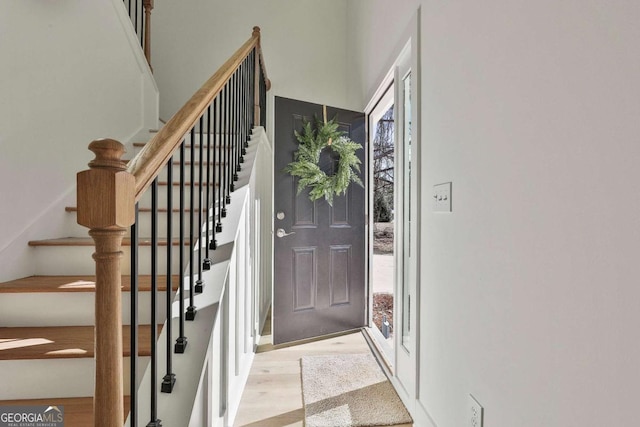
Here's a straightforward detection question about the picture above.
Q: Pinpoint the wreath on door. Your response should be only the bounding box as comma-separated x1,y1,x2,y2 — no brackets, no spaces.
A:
284,109,363,206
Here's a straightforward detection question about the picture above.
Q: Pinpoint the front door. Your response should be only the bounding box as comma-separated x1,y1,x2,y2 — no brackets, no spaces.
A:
273,96,366,345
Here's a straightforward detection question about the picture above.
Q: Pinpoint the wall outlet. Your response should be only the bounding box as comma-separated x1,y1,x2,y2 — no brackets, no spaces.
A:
469,394,483,427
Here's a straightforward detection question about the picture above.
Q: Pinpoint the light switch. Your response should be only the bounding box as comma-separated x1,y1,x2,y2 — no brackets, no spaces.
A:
469,394,483,427
433,182,452,212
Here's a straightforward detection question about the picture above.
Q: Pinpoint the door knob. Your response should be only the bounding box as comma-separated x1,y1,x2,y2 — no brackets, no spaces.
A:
276,228,296,238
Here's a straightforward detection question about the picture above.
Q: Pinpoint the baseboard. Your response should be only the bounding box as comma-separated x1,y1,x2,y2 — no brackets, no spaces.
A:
413,398,438,427
226,350,255,427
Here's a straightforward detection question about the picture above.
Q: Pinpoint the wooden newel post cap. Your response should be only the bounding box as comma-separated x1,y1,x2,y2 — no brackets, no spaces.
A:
87,139,127,171
252,26,261,37
77,139,136,229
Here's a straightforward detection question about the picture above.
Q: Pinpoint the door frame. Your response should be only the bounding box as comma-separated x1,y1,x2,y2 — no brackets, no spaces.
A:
363,9,421,412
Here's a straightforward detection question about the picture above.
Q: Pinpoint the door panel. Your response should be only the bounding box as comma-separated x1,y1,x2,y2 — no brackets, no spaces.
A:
292,247,316,310
274,96,366,345
329,245,352,305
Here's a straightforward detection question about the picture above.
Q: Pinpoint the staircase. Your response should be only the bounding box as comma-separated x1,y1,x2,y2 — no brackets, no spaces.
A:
0,134,184,425
0,127,240,414
0,134,272,427
0,26,270,427
0,138,240,424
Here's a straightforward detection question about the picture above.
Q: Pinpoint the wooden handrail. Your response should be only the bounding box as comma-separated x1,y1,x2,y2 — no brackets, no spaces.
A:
128,27,269,200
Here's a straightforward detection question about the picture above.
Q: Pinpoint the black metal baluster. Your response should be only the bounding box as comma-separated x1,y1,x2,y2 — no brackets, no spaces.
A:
237,69,242,171
186,129,197,321
259,53,266,128
231,70,240,181
247,54,253,142
261,67,266,128
140,0,144,48
240,63,245,160
162,159,176,393
229,75,236,193
247,54,252,145
243,59,247,150
195,117,204,294
228,78,235,194
254,49,259,128
210,97,218,251
242,57,248,155
134,0,138,39
175,141,188,352
217,90,224,231
250,49,256,128
263,70,267,128
225,84,231,205
130,203,139,427
238,67,243,165
147,178,161,427
203,104,212,270
239,61,245,158
222,84,229,215
230,72,236,186
241,59,246,155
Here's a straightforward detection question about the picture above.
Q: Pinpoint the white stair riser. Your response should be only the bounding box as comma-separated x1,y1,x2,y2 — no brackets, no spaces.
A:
63,214,90,237
134,133,240,153
63,215,214,241
138,184,223,210
0,292,170,327
0,357,149,400
32,245,203,276
64,209,219,239
133,210,217,240
152,163,227,182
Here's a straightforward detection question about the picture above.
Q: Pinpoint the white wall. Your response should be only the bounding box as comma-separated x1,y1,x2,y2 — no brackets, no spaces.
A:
0,0,158,281
347,1,640,426
152,0,353,124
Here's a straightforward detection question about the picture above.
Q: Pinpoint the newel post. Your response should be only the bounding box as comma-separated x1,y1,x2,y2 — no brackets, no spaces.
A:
253,26,262,127
143,0,154,71
77,139,135,427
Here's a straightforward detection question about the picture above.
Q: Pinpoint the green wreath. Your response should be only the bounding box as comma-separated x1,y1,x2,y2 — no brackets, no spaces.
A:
284,117,363,206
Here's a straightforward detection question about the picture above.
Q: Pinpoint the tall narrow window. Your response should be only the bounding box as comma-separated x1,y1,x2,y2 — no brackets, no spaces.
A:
372,99,395,353
401,71,412,350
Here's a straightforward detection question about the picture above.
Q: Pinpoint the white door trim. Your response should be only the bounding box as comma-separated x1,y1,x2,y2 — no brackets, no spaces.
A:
363,6,421,415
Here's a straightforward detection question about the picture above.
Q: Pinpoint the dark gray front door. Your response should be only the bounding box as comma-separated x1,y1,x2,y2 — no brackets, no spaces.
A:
273,96,366,345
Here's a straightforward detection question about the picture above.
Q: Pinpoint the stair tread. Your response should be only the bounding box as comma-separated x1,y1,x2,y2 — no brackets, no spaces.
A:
0,396,130,426
28,237,192,247
0,275,179,293
0,325,161,360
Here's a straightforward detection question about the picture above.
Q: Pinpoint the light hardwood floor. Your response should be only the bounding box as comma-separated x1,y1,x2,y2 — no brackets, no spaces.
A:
233,323,412,427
